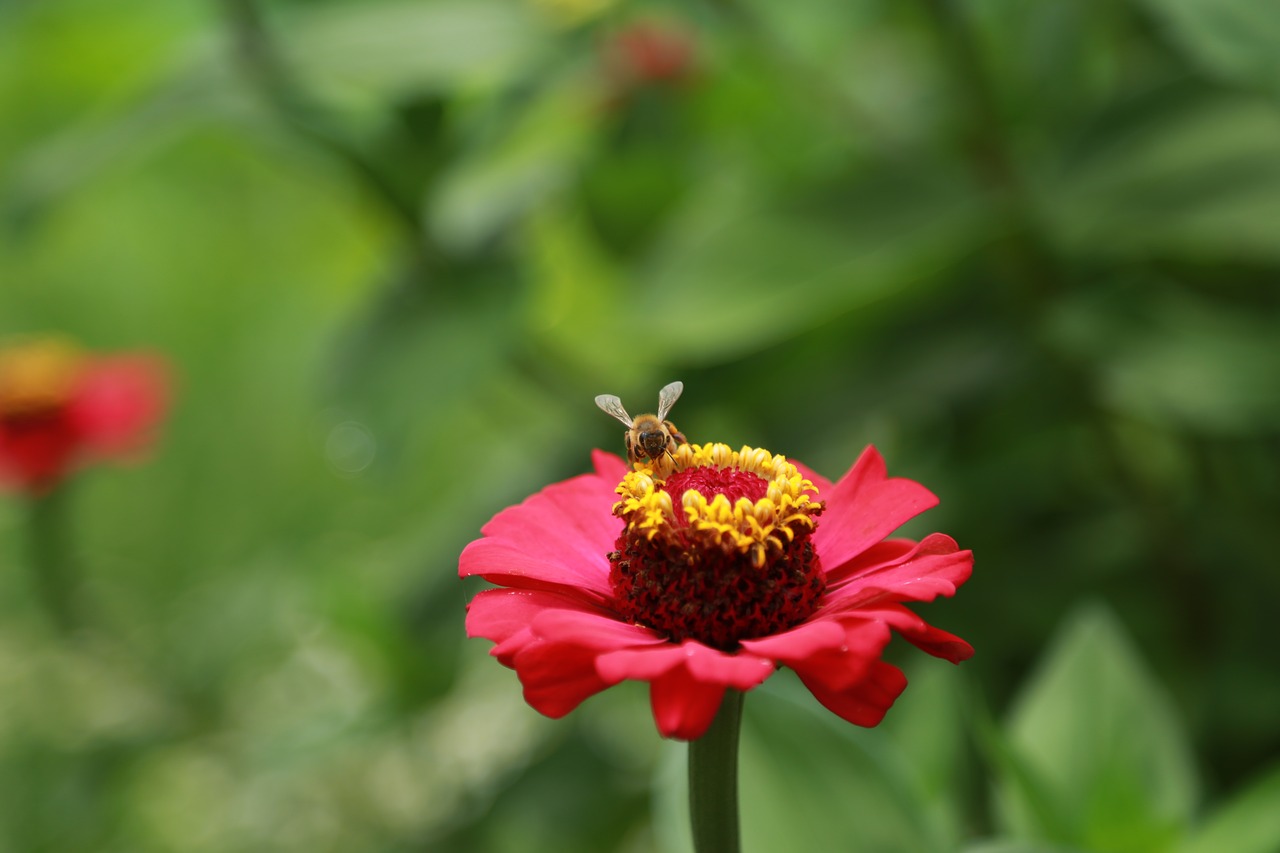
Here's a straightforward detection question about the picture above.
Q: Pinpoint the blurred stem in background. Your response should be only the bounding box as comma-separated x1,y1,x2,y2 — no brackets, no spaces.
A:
26,486,81,635
917,0,1063,305
218,0,431,251
702,0,893,147
688,690,744,853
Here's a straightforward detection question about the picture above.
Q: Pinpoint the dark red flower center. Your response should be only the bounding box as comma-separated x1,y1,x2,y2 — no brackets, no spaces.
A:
608,445,825,651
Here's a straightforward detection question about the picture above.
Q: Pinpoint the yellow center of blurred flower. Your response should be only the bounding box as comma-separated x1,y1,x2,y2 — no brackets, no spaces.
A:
0,339,84,417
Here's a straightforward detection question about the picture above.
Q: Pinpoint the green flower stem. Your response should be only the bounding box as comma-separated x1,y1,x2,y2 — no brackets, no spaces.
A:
688,689,744,853
26,486,81,635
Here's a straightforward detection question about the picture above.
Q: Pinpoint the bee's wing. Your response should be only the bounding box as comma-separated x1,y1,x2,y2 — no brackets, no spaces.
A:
656,381,684,421
595,394,634,427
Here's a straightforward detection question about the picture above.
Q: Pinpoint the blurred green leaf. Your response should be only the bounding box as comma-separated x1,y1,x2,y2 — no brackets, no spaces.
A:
1045,283,1280,434
1099,295,1280,434
520,208,652,383
968,0,1131,134
1045,93,1280,261
879,663,970,844
286,0,550,105
3,85,228,226
1131,0,1280,95
0,0,204,154
651,733,690,853
1177,763,1280,853
994,605,1199,852
962,842,1090,853
430,72,600,251
4,0,550,222
638,164,987,363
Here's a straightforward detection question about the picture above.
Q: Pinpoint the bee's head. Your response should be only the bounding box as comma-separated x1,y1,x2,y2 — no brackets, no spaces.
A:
637,426,668,456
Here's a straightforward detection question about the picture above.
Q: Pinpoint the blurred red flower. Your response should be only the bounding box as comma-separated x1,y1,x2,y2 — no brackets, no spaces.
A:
460,442,972,740
603,21,697,88
0,338,169,493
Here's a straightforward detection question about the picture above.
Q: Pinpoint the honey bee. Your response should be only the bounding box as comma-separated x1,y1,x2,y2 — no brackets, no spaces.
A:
595,381,688,465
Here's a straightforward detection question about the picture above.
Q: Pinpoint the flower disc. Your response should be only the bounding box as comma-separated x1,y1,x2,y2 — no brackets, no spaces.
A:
609,443,826,650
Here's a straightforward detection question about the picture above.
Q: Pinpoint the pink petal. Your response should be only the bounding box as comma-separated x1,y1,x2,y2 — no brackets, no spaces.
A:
491,630,536,667
859,604,974,663
479,468,618,547
513,640,615,719
823,539,973,609
460,452,631,598
769,617,894,692
596,640,775,690
650,667,727,740
823,537,919,584
465,588,611,664
592,449,629,481
529,608,666,651
459,538,613,602
797,658,908,728
738,618,846,659
507,611,668,716
827,532,961,586
466,588,609,642
812,446,939,570
69,355,168,454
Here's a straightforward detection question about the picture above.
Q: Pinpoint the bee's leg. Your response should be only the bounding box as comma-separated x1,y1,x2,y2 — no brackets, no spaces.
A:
666,421,688,445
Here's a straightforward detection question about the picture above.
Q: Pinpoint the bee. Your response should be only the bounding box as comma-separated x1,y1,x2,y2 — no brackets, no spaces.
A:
595,380,688,466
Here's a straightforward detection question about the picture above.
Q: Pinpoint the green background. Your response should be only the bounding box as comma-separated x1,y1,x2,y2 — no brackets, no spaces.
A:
2,0,1278,850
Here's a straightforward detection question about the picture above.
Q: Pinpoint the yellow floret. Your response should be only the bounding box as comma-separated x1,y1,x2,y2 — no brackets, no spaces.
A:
613,442,822,562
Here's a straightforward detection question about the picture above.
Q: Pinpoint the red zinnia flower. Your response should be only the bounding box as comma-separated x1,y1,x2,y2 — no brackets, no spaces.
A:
0,338,169,494
460,442,972,740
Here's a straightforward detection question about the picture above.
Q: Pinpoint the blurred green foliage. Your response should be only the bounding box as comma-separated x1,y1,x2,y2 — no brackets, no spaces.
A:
2,0,1279,850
